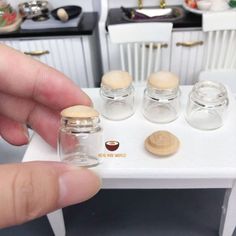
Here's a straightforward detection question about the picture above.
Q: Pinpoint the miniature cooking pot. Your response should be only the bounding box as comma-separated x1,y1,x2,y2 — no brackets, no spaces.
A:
18,0,50,19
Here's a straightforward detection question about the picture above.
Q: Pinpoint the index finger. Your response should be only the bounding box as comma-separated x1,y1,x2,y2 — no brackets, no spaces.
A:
0,44,91,109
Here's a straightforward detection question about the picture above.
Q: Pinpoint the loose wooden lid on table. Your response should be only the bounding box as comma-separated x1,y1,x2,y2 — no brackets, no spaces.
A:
145,130,180,157
60,105,99,118
148,71,179,90
101,70,133,89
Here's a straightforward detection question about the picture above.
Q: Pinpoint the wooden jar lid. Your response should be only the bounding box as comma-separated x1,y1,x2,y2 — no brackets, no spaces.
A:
101,70,133,89
148,71,179,90
61,105,99,119
145,130,180,157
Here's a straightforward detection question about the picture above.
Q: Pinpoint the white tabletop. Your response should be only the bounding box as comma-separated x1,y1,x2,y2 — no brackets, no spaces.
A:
23,86,236,184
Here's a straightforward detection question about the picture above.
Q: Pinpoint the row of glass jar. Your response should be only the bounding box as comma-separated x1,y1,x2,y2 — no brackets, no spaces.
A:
57,70,229,167
100,70,229,131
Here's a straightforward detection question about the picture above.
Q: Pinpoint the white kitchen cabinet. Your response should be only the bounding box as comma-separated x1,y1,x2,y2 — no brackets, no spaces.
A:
170,30,206,85
0,35,100,88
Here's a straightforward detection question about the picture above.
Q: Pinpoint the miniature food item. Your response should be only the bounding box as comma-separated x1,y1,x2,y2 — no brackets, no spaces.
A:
0,4,17,27
57,8,69,22
145,130,180,157
185,0,197,8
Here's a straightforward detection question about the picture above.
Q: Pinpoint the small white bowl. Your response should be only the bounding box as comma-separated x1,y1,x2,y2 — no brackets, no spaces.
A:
197,0,212,11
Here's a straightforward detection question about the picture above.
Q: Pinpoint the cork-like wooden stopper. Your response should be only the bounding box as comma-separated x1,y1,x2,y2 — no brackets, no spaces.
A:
61,105,99,118
101,70,133,89
148,71,179,90
145,130,180,157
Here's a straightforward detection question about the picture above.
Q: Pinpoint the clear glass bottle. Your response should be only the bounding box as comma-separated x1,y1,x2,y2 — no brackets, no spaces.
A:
100,70,135,120
186,80,229,130
58,105,102,167
142,71,181,123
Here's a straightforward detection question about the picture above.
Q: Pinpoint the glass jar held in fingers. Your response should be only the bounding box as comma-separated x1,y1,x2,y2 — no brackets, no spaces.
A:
58,105,103,167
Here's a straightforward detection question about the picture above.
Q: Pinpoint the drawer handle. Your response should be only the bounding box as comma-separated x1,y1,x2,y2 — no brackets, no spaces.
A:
145,43,168,49
176,41,204,47
24,50,50,56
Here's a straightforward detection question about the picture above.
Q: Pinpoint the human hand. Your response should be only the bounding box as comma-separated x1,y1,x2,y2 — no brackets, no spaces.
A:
0,44,101,228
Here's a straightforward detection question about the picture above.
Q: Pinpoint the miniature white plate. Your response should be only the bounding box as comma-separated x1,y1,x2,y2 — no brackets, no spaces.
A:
183,1,209,14
183,1,234,14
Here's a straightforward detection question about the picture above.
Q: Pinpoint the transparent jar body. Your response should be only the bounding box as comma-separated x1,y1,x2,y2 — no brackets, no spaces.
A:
58,117,102,167
186,80,228,130
142,86,181,123
100,84,135,120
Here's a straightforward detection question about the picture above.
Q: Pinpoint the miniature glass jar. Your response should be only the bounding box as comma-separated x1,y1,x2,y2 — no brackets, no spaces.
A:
58,105,102,167
142,71,181,123
100,70,135,120
186,80,229,130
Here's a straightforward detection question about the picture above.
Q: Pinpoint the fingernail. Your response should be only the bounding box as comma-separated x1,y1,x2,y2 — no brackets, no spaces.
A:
58,168,101,208
22,125,29,143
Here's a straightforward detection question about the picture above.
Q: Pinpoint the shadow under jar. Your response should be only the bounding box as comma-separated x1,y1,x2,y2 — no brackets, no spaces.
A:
142,71,181,123
58,105,102,167
186,80,229,130
100,70,135,121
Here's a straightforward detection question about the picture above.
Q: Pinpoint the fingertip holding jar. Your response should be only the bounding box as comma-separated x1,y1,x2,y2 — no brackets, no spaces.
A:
58,105,103,167
185,80,229,130
142,71,181,123
100,70,135,121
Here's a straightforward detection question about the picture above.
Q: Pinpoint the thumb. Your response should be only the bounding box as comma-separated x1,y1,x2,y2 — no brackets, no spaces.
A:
0,161,101,228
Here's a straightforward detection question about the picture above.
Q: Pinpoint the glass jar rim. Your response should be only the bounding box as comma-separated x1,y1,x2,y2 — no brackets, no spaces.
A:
145,84,180,100
191,80,228,105
100,84,134,98
61,116,100,126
